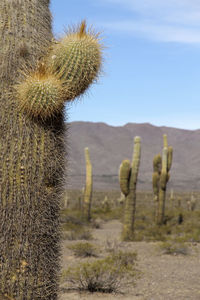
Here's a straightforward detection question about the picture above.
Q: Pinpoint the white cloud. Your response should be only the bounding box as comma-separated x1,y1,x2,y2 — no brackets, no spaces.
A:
103,20,200,43
99,0,200,43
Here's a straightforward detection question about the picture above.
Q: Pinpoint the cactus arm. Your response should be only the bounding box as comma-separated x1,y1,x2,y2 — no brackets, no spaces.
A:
163,134,168,148
131,136,141,186
15,21,102,119
167,146,173,172
45,21,102,102
152,154,161,220
119,159,131,196
153,154,162,173
83,147,93,221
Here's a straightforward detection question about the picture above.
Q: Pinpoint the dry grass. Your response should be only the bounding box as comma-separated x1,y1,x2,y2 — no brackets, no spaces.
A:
61,250,138,293
68,242,98,257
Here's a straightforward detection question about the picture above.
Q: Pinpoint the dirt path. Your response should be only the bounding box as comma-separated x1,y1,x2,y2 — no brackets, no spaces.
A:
59,220,200,300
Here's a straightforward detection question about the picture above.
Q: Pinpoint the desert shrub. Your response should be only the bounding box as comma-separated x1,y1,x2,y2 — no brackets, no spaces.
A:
110,250,137,270
62,250,138,293
90,218,102,229
159,240,189,255
68,242,98,257
104,239,124,253
61,209,93,240
92,206,123,221
64,228,93,241
134,223,172,242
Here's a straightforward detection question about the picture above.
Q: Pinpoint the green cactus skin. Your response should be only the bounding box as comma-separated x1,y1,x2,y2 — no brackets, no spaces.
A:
83,147,93,221
0,1,102,299
120,137,141,241
153,135,173,225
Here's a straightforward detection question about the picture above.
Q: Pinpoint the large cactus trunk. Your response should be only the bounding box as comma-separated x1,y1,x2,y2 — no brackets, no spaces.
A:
0,1,65,298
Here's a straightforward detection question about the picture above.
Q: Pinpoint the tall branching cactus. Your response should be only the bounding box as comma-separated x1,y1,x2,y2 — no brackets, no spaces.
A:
153,134,173,225
152,153,162,221
0,1,102,298
119,137,141,240
83,147,93,221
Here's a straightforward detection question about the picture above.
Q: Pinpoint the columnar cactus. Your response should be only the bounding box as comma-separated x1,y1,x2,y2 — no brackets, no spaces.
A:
119,137,141,240
169,188,174,208
153,134,173,225
0,1,102,298
152,154,162,220
187,192,196,211
83,147,93,221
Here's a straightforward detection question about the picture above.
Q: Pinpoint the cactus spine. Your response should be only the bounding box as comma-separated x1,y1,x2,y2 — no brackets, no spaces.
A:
153,134,173,225
119,137,141,240
83,147,93,221
0,1,102,298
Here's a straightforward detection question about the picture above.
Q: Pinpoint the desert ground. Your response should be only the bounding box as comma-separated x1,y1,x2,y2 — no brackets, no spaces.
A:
58,190,200,300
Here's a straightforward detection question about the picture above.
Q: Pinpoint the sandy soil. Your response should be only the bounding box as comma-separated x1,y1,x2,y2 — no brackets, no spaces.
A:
59,220,200,300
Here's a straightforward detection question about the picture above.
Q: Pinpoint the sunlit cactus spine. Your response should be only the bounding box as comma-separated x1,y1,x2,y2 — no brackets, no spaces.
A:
16,20,102,119
46,20,102,101
83,147,93,221
153,134,173,225
0,0,103,298
16,64,65,119
119,136,141,240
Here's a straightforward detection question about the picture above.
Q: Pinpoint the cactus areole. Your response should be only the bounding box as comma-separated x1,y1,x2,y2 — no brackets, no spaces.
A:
0,1,102,299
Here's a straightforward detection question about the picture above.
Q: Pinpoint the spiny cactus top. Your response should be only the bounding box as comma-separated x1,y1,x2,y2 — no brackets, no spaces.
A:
16,21,103,119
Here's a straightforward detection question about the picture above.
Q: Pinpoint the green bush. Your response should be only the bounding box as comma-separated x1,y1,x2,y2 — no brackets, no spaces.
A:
64,227,93,241
104,239,124,253
92,206,123,221
62,250,138,293
159,240,189,255
68,242,98,257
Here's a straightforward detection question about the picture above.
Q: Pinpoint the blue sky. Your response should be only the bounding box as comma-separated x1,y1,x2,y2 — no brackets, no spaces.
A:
50,0,200,130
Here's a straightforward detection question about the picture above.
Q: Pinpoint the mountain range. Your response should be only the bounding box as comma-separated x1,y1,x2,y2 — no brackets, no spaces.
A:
65,121,200,191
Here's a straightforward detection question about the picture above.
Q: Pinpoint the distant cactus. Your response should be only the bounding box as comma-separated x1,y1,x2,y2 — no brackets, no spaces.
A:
63,191,70,209
187,192,196,211
153,134,173,225
119,137,141,240
83,147,93,221
152,153,162,216
169,188,174,208
117,192,125,206
0,0,103,298
102,195,110,211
